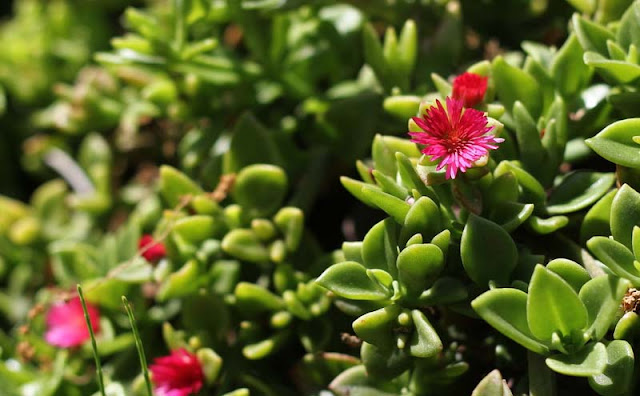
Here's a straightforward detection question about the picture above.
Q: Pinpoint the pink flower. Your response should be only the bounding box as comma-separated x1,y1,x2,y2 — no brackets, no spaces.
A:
45,297,100,348
139,234,166,262
409,97,503,179
150,349,204,396
452,72,488,107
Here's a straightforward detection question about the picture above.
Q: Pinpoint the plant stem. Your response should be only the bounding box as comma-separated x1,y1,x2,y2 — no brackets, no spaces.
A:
123,296,154,396
77,284,106,396
528,350,556,396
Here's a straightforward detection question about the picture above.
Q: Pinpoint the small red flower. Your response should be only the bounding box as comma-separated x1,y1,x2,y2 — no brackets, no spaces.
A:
150,349,204,396
452,72,488,107
45,297,100,348
410,97,503,179
139,234,166,262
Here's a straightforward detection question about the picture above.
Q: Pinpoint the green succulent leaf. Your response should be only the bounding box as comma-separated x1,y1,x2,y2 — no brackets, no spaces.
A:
316,262,392,301
587,236,640,284
232,164,288,218
492,56,543,118
352,305,401,349
586,119,640,168
581,190,615,245
588,340,635,396
527,265,588,341
579,275,630,341
546,259,591,293
617,1,640,51
471,369,513,396
472,288,549,354
409,309,443,358
159,165,203,207
572,14,614,56
546,342,607,377
546,172,615,215
221,229,270,263
611,184,640,250
461,214,518,287
397,243,444,298
584,51,640,84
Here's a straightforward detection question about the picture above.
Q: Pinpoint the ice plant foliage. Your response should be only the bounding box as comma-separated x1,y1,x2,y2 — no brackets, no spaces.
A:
45,297,100,348
452,72,488,107
139,234,167,262
410,97,503,179
150,348,204,396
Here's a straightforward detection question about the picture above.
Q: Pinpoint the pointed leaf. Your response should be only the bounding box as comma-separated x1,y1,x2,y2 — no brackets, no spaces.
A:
527,265,588,341
316,262,391,301
472,288,549,355
579,275,631,341
546,342,607,377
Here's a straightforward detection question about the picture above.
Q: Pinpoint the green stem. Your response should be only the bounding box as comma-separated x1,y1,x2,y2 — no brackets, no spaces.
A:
528,350,556,396
77,284,106,396
123,296,154,396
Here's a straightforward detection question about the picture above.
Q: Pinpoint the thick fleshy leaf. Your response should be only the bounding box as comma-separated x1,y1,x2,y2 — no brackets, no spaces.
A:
172,215,219,244
360,184,411,224
572,14,614,56
546,342,607,377
234,282,285,316
352,305,401,348
551,34,592,98
159,165,203,207
617,2,640,51
472,288,549,354
588,340,635,396
586,119,640,168
156,260,201,301
221,229,269,263
400,196,442,245
232,164,288,218
494,161,546,207
488,202,534,232
372,135,421,177
461,214,518,286
361,342,411,380
527,265,588,341
527,215,569,234
546,172,615,215
409,310,442,358
397,243,444,297
587,236,640,284
581,190,615,245
613,312,640,341
273,207,304,252
584,51,640,84
362,219,398,275
513,102,545,175
471,369,512,396
579,275,630,340
611,184,640,250
547,259,591,293
492,56,543,118
418,277,468,306
316,262,391,301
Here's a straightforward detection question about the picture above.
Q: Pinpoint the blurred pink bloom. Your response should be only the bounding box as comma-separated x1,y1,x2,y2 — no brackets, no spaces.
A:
139,234,167,262
150,348,204,396
409,97,503,179
452,72,488,107
45,297,100,348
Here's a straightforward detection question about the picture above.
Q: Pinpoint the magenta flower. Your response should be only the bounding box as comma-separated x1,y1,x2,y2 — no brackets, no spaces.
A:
45,297,100,348
150,348,204,396
452,72,488,108
409,97,503,179
139,234,167,262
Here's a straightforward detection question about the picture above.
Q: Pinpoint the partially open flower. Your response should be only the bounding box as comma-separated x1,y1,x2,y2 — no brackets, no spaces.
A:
139,234,167,262
452,72,488,108
150,348,205,396
409,97,503,179
45,297,100,348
